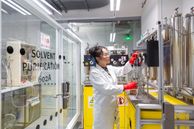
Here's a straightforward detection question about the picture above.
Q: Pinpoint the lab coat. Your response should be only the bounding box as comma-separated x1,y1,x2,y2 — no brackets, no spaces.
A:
90,62,132,129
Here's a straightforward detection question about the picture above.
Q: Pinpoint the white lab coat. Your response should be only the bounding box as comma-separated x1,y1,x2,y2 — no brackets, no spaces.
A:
90,62,132,129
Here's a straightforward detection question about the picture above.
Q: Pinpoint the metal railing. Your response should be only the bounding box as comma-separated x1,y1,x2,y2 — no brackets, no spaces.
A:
136,104,194,129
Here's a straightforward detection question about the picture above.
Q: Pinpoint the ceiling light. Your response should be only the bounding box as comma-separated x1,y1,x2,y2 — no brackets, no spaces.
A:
110,33,113,42
116,0,121,11
110,32,116,42
1,8,8,14
32,0,52,15
110,0,121,11
6,0,31,15
112,33,116,42
40,0,62,15
2,0,26,15
110,0,114,11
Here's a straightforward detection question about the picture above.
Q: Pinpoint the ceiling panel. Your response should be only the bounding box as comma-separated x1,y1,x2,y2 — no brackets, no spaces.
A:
46,0,109,12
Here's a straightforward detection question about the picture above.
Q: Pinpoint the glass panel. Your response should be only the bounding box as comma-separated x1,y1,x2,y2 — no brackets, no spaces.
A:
62,37,77,128
1,2,60,129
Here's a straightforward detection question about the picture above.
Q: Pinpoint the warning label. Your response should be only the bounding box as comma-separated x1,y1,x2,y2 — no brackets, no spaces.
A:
117,96,128,106
88,96,94,108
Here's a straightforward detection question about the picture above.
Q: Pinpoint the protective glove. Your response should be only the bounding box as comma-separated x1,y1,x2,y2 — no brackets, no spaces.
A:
123,81,138,90
129,51,138,65
129,51,143,66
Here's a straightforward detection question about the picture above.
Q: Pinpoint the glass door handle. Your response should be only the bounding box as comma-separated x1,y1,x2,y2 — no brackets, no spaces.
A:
63,96,70,99
53,94,63,98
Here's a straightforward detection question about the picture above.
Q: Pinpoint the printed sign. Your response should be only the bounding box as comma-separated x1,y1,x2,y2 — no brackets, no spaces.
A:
88,96,94,108
41,32,50,49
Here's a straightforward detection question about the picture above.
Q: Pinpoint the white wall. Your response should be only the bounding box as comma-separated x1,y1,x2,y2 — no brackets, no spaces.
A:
162,0,182,19
141,0,158,34
141,0,192,36
182,0,194,16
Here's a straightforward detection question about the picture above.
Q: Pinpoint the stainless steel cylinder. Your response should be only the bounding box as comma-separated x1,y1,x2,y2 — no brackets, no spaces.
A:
186,13,194,91
163,18,171,85
171,12,183,92
182,17,188,88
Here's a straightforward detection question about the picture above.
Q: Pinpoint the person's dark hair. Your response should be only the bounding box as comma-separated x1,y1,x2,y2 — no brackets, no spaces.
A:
89,46,107,63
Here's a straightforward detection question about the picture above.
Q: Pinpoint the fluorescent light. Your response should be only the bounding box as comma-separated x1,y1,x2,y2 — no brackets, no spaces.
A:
116,0,121,11
1,8,8,14
110,0,114,11
110,0,121,11
112,33,116,42
40,0,62,15
110,32,116,42
6,0,31,15
32,0,52,15
110,33,113,42
1,0,26,15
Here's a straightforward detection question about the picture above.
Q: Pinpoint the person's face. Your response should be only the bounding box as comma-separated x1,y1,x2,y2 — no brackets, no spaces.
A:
96,48,110,66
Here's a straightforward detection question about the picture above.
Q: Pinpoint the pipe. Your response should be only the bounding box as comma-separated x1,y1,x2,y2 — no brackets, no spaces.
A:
158,21,164,105
141,120,194,126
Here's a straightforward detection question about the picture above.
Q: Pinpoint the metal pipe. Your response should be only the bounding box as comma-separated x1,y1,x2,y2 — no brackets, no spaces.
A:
158,21,164,105
175,120,194,126
141,120,194,126
136,104,141,129
174,105,194,111
141,119,161,124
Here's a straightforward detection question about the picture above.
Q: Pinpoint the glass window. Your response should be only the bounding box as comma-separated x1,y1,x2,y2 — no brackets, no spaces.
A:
1,1,60,129
62,36,77,128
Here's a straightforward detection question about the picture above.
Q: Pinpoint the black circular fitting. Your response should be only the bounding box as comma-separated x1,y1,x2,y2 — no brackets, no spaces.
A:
43,119,47,126
20,48,25,55
59,55,62,59
36,125,40,129
55,112,58,117
50,115,53,121
7,46,14,54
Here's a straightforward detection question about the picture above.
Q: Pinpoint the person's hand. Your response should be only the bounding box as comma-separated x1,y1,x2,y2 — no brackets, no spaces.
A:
129,51,143,66
124,81,138,90
129,51,138,65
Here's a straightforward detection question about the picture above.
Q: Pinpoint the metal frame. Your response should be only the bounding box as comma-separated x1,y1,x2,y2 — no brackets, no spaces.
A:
66,40,81,129
136,104,194,129
0,1,2,128
157,21,164,105
62,36,82,129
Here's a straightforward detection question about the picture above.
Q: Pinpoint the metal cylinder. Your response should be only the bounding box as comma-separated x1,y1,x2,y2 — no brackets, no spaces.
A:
162,18,170,42
181,17,189,88
150,67,157,80
163,18,171,85
186,12,194,91
170,11,183,93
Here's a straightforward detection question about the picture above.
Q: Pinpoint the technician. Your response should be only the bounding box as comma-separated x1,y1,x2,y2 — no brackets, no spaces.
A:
89,45,138,129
